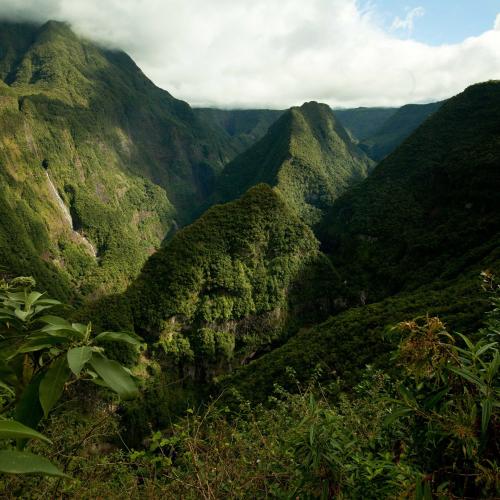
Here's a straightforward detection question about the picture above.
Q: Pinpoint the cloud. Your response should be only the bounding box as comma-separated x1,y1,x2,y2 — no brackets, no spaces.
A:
391,6,425,36
0,0,499,108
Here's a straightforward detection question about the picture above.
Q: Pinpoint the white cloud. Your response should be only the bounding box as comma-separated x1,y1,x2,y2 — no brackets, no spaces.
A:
391,6,425,36
0,0,499,108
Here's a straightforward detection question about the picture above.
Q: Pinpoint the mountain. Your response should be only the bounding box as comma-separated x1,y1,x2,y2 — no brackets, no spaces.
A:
321,81,499,299
334,106,397,142
89,184,339,372
220,81,500,401
0,20,233,298
194,108,283,155
213,101,373,225
359,101,443,161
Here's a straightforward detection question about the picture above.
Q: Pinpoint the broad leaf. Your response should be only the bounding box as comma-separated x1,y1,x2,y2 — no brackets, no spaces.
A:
0,420,51,443
39,315,72,329
0,450,67,477
25,292,43,309
67,346,92,376
89,353,138,399
94,331,142,346
15,374,44,433
17,335,69,354
39,357,71,417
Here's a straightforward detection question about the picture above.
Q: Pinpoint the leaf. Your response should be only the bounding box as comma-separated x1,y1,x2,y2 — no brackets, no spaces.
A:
15,374,44,431
0,450,67,477
383,407,413,426
89,353,138,399
39,315,72,329
476,342,498,357
17,335,69,354
0,420,52,443
448,366,482,386
94,331,142,346
14,308,29,322
39,357,71,418
25,292,43,309
71,323,88,335
481,398,493,438
0,380,14,395
67,346,92,376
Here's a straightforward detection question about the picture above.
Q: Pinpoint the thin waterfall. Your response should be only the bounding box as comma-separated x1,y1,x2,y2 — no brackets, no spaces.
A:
45,172,97,258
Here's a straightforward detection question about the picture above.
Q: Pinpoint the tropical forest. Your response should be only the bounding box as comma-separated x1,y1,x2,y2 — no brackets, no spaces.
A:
0,3,499,499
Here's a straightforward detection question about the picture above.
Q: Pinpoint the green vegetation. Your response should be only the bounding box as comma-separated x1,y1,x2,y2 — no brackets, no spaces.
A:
359,101,443,161
0,19,499,499
2,280,497,498
194,107,283,154
93,184,338,370
0,273,141,486
321,81,500,301
0,20,234,299
335,101,442,162
334,106,397,142
214,101,373,225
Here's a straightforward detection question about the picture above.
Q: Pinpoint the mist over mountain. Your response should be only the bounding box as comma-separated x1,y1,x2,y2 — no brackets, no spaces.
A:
0,14,498,500
0,20,233,298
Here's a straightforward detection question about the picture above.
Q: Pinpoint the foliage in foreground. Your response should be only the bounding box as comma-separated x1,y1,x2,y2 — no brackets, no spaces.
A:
2,277,498,499
0,273,141,481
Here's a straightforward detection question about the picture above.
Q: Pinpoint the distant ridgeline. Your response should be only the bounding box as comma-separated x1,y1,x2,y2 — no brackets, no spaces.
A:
334,100,443,161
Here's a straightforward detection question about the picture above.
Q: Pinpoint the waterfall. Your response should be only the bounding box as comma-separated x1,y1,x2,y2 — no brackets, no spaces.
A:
45,172,97,258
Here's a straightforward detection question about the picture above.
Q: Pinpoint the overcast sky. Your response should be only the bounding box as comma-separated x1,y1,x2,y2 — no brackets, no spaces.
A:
1,0,499,108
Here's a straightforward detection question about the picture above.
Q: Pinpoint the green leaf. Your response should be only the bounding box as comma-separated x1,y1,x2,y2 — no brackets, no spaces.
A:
481,398,493,438
94,331,142,346
67,346,92,376
383,407,412,426
0,420,52,443
39,315,72,329
39,357,71,418
14,308,29,322
448,366,482,386
25,292,43,309
0,450,67,477
89,353,138,399
15,374,44,432
17,335,69,354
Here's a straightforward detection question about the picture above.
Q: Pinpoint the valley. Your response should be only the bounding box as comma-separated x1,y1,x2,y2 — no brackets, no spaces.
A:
0,18,498,500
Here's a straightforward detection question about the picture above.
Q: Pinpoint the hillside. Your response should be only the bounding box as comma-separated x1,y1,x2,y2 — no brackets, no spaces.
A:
93,184,339,372
194,108,283,155
334,106,397,141
0,20,233,298
221,81,500,401
320,81,500,299
359,101,443,161
214,101,373,225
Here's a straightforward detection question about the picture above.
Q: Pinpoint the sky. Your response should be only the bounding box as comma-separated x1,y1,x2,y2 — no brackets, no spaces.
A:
0,0,499,109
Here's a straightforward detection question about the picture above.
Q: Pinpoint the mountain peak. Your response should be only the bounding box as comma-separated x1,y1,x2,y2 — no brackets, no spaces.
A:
213,99,373,225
